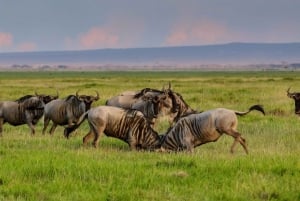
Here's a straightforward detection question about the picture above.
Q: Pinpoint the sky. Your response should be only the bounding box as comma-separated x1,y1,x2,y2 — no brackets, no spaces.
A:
0,0,299,52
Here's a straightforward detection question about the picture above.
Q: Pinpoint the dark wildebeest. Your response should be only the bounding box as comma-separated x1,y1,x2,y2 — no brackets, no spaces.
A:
287,87,300,115
168,91,198,124
106,85,179,125
0,92,58,136
159,105,265,154
130,94,168,125
42,91,99,137
76,106,161,150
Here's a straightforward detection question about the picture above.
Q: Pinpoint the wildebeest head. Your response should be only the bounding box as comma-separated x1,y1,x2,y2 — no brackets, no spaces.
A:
35,91,59,104
76,90,100,109
157,82,180,115
167,91,197,123
139,93,168,119
287,87,300,115
132,85,177,116
15,95,44,110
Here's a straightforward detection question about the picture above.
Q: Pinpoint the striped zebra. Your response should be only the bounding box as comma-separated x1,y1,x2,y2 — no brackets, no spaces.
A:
76,106,161,150
160,105,265,154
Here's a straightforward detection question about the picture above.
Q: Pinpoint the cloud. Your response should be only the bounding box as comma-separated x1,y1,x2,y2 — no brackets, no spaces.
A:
17,42,37,52
0,32,13,48
66,16,145,50
165,20,232,46
79,27,119,49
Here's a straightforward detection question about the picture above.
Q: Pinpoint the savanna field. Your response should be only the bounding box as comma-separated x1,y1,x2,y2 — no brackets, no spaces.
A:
0,71,299,201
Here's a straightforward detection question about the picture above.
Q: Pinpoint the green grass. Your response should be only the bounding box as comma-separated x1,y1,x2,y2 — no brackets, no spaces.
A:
0,71,299,201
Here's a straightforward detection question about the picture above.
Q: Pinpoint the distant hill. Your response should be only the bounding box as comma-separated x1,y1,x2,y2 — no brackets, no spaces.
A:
0,43,300,68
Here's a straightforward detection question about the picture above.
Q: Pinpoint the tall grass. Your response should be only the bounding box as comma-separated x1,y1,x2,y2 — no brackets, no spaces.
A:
0,71,299,201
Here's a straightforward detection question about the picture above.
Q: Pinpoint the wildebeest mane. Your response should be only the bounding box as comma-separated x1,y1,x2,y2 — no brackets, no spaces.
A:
133,88,164,99
21,97,43,110
167,91,180,113
65,95,77,102
15,95,35,103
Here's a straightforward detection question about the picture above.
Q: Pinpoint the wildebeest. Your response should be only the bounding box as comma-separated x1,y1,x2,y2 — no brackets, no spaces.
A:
0,93,58,136
42,91,99,137
106,85,179,125
130,94,167,124
287,87,300,115
159,105,265,154
168,91,197,124
76,106,161,150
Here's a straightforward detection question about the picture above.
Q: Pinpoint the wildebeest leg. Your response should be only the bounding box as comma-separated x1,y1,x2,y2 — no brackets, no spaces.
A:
26,121,36,135
127,129,137,150
0,118,3,136
92,127,103,148
186,144,194,153
64,125,78,139
226,129,248,154
42,117,50,135
49,123,57,135
83,130,95,146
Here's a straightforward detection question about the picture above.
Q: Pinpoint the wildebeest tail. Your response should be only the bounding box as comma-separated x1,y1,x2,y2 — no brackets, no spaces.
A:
75,111,89,126
235,104,265,116
64,111,89,138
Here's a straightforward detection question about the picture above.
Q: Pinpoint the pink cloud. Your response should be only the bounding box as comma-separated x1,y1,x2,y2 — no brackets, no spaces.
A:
165,20,231,46
0,32,13,47
79,27,119,49
67,16,145,50
17,42,37,52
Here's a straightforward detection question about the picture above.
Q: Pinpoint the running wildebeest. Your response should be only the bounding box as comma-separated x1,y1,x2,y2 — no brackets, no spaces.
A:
42,91,99,137
159,105,265,154
287,87,300,115
0,93,58,136
76,106,161,150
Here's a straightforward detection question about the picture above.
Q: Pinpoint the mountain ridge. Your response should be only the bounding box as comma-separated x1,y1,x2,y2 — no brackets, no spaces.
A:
0,42,300,66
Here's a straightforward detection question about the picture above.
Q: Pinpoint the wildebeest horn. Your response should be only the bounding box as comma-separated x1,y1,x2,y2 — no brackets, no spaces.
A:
168,82,171,90
162,82,171,91
55,90,59,98
287,87,294,98
95,91,100,100
35,90,39,96
76,90,80,97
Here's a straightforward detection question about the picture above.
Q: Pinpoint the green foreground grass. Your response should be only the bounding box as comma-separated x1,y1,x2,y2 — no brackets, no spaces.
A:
0,71,299,201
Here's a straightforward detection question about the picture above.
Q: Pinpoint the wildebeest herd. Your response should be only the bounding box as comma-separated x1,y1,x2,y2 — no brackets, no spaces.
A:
0,85,298,154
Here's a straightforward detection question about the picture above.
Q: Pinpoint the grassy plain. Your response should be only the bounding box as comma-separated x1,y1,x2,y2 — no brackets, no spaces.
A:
0,71,299,201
